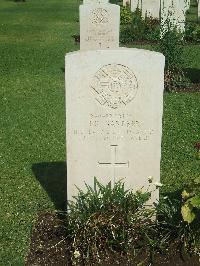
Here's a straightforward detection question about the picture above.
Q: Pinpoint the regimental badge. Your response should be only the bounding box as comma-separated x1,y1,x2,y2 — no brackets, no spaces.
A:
91,8,109,25
91,64,138,109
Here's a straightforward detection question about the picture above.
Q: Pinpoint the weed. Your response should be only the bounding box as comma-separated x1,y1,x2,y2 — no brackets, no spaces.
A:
67,178,153,264
66,178,200,264
158,26,186,91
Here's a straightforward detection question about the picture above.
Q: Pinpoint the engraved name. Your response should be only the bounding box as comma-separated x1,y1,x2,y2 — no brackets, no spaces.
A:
72,113,155,141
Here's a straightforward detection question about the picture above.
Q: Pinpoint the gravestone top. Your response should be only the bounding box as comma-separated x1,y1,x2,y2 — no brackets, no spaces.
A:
65,48,165,205
80,3,120,50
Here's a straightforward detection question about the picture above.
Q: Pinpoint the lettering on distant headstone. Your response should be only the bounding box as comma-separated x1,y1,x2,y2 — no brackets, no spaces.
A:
80,3,120,50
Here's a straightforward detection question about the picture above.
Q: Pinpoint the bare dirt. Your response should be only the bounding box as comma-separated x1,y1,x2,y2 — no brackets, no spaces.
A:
26,212,200,266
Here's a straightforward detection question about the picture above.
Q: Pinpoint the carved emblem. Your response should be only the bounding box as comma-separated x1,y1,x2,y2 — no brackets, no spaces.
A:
91,64,138,109
91,8,109,25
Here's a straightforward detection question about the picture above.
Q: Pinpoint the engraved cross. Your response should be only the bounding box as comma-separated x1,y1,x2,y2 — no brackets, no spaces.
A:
98,145,129,182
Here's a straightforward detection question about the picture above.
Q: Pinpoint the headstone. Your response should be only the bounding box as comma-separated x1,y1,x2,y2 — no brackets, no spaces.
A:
176,0,186,30
198,0,200,20
186,0,190,10
65,48,165,205
131,0,142,12
179,0,190,13
80,3,120,50
161,0,186,34
141,0,160,19
83,0,109,4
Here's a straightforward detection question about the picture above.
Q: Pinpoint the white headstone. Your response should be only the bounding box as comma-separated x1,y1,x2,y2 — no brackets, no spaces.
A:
80,3,120,50
65,48,165,205
131,0,142,12
185,0,190,11
179,0,190,13
142,0,160,19
83,0,109,4
161,0,186,34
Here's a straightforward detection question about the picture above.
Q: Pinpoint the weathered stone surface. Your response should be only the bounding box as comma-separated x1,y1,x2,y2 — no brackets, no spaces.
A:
185,0,190,11
80,3,120,50
65,48,165,205
83,0,109,4
142,0,160,18
131,0,141,12
179,0,190,13
131,0,160,18
161,0,186,33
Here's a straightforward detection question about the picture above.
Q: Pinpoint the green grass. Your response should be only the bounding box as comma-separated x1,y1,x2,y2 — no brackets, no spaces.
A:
161,93,200,193
0,0,199,264
0,0,80,264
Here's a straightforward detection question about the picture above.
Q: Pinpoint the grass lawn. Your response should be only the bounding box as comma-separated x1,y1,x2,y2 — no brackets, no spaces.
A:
0,0,199,264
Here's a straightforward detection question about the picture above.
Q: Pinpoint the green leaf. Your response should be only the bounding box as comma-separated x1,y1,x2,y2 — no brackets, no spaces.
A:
181,190,190,199
193,178,200,185
181,204,196,224
188,195,200,208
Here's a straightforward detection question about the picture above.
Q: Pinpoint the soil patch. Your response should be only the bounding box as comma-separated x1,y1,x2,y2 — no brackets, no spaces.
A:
25,212,71,266
174,83,200,93
26,212,200,266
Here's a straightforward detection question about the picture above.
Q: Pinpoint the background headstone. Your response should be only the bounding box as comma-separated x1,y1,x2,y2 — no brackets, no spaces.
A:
179,0,190,13
80,3,120,50
131,0,142,12
65,48,165,205
161,0,186,34
83,0,109,4
185,0,190,11
141,0,160,19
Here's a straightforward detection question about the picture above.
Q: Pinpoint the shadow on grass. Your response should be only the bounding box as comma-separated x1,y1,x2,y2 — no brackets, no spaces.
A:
164,189,182,200
184,68,200,83
32,161,67,211
60,67,65,73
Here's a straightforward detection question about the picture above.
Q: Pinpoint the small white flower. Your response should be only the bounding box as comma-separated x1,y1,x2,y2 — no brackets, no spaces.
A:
147,176,154,183
74,250,80,259
163,196,168,200
154,182,163,188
